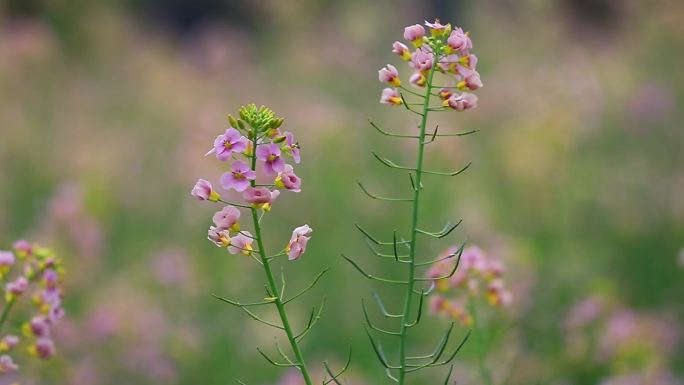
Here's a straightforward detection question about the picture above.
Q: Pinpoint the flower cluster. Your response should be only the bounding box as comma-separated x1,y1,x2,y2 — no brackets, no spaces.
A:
379,19,482,111
0,240,66,376
564,296,680,374
191,105,311,260
426,246,511,326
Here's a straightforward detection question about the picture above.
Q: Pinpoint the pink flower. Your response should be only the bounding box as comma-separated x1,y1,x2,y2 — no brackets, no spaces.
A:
212,206,241,231
5,276,28,297
12,240,31,257
392,41,411,61
256,143,285,175
486,280,512,306
208,226,230,247
220,160,256,192
275,165,302,193
42,269,59,289
444,93,478,111
0,251,14,273
378,64,401,87
283,132,301,163
438,87,453,100
411,49,433,71
228,232,254,255
0,335,19,351
286,225,312,261
380,88,402,105
425,19,450,36
447,27,472,53
409,71,426,87
458,70,483,91
0,355,18,373
243,187,277,205
207,128,249,161
403,24,425,47
191,179,220,202
31,338,56,359
27,316,51,338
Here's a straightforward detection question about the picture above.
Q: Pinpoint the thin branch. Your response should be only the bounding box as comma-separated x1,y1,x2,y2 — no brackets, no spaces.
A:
322,346,352,385
371,152,416,172
357,181,413,202
256,347,298,367
283,268,329,304
354,223,410,246
369,119,418,138
341,254,408,285
423,162,471,177
415,244,464,282
416,220,462,239
362,299,401,336
212,294,274,308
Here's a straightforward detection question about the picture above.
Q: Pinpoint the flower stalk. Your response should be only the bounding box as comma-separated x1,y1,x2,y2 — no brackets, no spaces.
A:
192,105,348,384
247,130,314,385
397,56,438,385
346,19,482,384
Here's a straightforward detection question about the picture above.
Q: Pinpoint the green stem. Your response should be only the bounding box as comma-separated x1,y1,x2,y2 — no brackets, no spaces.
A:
0,298,16,333
469,300,493,385
397,62,439,384
248,135,314,385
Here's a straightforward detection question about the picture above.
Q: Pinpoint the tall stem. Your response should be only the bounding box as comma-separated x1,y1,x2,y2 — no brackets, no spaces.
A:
397,62,439,384
249,135,314,385
469,300,494,385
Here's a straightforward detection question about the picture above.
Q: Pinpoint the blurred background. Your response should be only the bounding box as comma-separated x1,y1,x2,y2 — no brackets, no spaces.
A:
0,0,683,384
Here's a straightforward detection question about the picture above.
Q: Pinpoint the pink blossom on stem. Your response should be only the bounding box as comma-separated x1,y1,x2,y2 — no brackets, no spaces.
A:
392,41,411,61
207,226,230,247
6,276,28,297
425,19,450,36
380,88,402,105
212,206,241,231
256,143,286,175
228,232,254,255
0,251,14,275
243,187,277,205
283,132,301,163
0,355,18,373
27,316,51,338
403,24,425,47
458,70,483,91
0,335,19,352
207,128,249,161
31,338,56,359
12,240,31,257
444,93,478,111
220,160,256,192
378,64,401,87
275,165,302,193
191,179,220,202
447,27,472,53
411,50,433,71
409,71,426,87
287,225,312,261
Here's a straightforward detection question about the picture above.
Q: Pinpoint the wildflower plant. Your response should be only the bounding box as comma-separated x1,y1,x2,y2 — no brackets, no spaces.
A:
0,241,66,376
191,105,349,384
343,20,483,384
427,246,512,384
